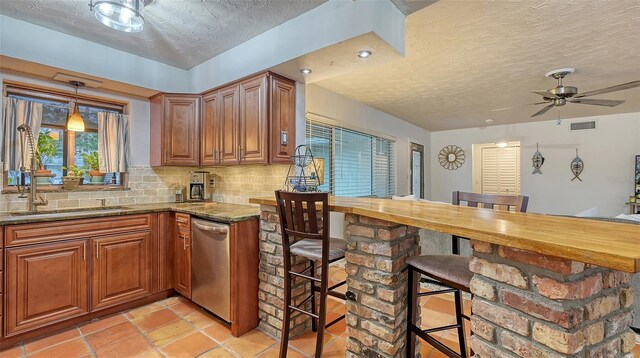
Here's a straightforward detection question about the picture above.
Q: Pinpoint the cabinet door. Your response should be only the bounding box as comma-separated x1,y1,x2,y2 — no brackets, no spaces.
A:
269,75,296,163
201,92,220,166
219,84,240,165
164,95,200,166
91,231,152,311
239,75,268,164
174,229,192,298
5,240,89,336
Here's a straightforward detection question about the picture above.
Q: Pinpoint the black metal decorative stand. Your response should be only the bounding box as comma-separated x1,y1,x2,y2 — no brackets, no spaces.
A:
284,145,322,192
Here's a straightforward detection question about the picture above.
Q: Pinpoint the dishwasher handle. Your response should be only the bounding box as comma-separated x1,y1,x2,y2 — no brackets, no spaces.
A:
192,221,228,234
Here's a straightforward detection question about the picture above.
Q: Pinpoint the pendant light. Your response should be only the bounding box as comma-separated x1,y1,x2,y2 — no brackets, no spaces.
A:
67,81,86,132
89,0,147,33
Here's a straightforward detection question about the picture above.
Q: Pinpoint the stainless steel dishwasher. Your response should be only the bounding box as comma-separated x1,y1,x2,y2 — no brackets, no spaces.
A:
191,218,231,322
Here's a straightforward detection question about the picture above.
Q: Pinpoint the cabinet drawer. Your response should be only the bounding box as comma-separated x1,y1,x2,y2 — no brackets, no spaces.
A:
175,213,190,231
5,214,153,247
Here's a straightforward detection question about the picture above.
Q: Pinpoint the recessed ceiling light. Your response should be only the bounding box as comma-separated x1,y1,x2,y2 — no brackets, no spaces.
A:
495,141,509,148
300,68,312,75
357,50,373,59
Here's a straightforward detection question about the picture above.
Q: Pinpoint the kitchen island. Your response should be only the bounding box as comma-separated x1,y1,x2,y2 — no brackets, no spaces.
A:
250,196,640,357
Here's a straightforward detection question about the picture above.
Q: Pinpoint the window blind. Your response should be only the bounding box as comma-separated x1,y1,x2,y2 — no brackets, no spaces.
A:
306,118,395,198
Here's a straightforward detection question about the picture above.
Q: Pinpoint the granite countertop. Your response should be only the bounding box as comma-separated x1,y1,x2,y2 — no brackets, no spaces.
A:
0,202,260,225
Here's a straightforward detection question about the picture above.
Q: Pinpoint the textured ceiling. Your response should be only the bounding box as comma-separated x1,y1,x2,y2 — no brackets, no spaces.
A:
0,0,326,69
315,0,640,131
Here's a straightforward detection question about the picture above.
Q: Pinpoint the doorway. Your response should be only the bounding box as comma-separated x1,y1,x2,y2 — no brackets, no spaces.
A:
472,142,521,195
410,142,424,198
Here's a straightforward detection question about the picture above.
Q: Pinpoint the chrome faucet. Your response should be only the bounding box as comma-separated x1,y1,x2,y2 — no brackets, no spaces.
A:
16,124,48,212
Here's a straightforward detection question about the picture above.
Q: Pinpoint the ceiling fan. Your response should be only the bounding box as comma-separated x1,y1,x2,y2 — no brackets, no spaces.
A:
530,68,640,117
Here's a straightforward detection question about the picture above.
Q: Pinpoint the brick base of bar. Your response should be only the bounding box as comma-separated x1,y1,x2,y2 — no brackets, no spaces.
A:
469,240,635,358
343,214,421,357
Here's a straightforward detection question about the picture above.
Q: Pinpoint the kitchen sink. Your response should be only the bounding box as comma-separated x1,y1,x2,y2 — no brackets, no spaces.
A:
9,206,124,217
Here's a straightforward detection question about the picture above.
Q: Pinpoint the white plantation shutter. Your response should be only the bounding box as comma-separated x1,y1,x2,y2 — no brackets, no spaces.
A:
481,145,520,195
306,117,395,197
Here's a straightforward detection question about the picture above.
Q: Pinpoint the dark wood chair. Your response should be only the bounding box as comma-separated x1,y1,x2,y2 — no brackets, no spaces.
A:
406,191,529,358
275,190,347,358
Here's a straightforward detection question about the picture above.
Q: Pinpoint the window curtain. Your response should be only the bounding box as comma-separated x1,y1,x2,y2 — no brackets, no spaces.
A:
1,97,43,171
97,112,130,173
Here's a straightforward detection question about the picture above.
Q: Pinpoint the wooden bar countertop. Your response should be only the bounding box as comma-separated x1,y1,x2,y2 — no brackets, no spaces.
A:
249,196,640,273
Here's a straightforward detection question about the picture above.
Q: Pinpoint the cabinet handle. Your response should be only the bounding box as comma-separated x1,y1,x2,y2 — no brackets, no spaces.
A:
83,241,86,261
183,235,187,251
95,241,99,259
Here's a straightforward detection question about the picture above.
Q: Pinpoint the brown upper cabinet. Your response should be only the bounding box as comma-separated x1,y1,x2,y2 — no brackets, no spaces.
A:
269,74,296,164
150,94,201,166
152,72,295,167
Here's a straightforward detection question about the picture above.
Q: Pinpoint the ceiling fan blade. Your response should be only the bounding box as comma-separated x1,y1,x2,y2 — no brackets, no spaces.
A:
570,98,625,107
574,81,640,98
532,90,558,99
529,101,551,105
531,103,555,117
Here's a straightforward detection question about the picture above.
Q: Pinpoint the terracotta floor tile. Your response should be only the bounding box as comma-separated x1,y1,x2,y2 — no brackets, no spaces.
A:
257,346,305,358
92,334,155,358
163,296,190,307
631,343,640,356
223,330,277,358
146,319,196,347
160,332,217,358
169,301,199,317
197,347,237,358
85,321,140,349
321,337,346,357
24,327,81,354
132,308,181,332
202,321,234,343
325,311,346,336
288,330,335,356
126,302,166,320
138,350,165,358
182,310,220,329
79,314,128,335
28,339,89,358
0,345,23,358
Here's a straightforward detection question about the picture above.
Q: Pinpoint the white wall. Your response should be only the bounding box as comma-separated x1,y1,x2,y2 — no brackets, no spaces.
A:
430,113,640,216
305,84,431,198
0,72,152,166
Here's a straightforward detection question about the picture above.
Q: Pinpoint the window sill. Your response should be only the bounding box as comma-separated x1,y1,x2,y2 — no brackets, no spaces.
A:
2,185,130,194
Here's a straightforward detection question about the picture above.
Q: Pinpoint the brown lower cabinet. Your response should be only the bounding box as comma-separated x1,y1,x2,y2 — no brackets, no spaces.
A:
0,212,259,346
5,240,89,336
174,227,191,299
91,231,152,311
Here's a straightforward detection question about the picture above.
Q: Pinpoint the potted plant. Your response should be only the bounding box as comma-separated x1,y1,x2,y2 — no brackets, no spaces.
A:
82,151,105,184
34,130,58,185
61,165,86,189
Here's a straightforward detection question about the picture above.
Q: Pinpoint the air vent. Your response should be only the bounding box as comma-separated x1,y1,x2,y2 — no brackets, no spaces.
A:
570,121,596,131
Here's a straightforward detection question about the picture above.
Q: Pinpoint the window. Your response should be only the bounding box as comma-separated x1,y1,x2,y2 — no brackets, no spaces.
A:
4,87,125,188
306,117,395,198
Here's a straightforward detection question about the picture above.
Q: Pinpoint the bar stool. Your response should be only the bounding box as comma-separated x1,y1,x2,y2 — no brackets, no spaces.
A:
275,190,347,358
406,191,529,357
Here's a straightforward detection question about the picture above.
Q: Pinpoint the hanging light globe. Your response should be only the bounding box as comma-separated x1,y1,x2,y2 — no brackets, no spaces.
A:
90,0,146,33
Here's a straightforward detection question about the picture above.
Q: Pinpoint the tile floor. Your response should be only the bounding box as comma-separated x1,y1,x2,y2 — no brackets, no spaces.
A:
0,266,638,357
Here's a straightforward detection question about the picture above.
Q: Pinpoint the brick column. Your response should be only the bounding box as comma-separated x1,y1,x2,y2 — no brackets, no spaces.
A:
469,240,636,358
257,205,312,338
343,214,421,357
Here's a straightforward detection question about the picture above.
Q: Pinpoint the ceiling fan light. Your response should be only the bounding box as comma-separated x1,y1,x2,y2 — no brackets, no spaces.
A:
92,0,145,32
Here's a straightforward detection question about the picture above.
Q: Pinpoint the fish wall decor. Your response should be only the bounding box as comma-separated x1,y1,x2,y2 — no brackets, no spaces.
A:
532,143,545,174
571,148,584,181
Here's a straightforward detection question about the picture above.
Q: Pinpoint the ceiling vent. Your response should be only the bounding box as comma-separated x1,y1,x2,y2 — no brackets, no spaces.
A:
570,121,596,131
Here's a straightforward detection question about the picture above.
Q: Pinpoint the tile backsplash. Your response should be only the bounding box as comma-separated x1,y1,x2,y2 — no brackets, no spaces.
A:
0,164,289,212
